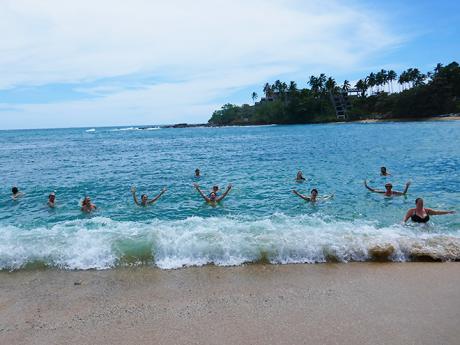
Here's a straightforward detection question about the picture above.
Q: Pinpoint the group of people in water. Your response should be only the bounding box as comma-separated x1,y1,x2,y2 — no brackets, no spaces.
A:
9,166,455,224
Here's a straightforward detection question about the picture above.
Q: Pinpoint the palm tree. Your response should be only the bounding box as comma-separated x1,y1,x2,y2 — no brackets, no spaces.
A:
342,80,351,92
318,73,327,93
387,70,397,93
325,77,336,91
263,83,271,98
355,79,367,97
288,81,298,93
366,73,376,95
398,70,409,91
251,92,258,103
308,75,320,96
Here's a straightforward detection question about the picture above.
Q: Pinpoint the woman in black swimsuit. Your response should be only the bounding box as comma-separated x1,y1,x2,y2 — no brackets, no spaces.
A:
403,198,455,224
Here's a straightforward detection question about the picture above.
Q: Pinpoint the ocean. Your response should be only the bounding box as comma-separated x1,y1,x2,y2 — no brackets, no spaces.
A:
0,121,459,270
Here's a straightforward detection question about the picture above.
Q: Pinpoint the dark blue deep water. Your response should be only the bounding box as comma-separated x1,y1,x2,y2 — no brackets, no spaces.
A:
0,122,459,269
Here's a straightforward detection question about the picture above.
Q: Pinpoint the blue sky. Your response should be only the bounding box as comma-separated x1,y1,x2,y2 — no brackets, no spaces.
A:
0,0,459,129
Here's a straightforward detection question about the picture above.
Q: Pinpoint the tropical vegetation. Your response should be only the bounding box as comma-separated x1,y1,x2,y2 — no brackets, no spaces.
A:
209,62,460,125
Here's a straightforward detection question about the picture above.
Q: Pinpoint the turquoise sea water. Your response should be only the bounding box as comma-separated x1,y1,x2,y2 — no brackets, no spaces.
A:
0,122,459,270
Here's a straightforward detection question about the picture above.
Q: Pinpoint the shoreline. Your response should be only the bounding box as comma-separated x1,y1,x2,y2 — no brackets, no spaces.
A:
1,262,459,345
163,114,460,128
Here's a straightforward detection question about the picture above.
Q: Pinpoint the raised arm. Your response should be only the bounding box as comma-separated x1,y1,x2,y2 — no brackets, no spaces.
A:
216,184,232,202
393,181,411,196
149,188,167,204
193,183,210,202
425,208,455,216
364,180,383,193
292,190,310,201
131,186,140,205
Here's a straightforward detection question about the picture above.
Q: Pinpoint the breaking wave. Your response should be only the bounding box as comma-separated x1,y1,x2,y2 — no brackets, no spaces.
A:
1,214,459,271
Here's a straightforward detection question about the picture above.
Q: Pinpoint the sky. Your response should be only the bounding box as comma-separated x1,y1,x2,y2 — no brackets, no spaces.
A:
0,0,459,129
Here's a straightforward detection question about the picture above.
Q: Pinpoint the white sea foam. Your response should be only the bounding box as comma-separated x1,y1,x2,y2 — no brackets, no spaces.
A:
0,214,459,270
85,128,96,132
110,127,160,132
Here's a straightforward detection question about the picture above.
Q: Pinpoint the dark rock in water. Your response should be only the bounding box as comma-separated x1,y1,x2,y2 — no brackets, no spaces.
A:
162,123,210,129
74,281,82,286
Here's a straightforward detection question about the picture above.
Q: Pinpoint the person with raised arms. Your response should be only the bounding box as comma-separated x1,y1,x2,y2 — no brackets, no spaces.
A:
193,183,232,205
131,186,167,206
403,198,455,224
364,180,411,196
292,188,333,202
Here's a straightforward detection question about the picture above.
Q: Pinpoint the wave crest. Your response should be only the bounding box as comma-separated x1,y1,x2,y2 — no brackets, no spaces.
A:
0,214,459,270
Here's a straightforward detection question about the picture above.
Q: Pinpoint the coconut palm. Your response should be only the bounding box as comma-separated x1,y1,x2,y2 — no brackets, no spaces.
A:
251,92,258,103
355,79,367,97
263,83,271,98
387,70,397,93
325,77,336,91
342,80,351,91
366,73,376,94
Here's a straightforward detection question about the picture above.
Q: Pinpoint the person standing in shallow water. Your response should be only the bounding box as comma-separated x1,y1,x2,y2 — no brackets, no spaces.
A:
292,189,333,202
403,198,455,224
364,180,410,196
193,183,232,204
380,166,391,176
81,196,97,213
131,186,167,206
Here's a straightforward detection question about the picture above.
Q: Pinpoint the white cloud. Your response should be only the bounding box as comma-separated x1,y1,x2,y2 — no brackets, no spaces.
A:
0,0,402,128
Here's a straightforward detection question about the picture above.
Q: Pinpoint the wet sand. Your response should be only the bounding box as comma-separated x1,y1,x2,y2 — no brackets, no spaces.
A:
1,263,459,345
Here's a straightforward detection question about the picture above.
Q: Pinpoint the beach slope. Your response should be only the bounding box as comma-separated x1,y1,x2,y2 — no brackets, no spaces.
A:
1,263,459,345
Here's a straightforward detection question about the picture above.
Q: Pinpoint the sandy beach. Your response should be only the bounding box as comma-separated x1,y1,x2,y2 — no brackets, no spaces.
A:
354,115,460,123
1,263,459,345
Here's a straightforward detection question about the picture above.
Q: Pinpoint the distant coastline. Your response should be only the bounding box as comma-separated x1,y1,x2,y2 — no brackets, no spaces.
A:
161,113,460,129
207,61,460,127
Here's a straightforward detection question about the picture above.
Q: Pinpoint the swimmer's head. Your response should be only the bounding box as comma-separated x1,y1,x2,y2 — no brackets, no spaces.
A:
311,188,318,196
12,186,19,195
384,183,392,190
209,192,217,201
82,196,91,206
141,194,148,203
195,169,200,176
212,186,219,192
381,166,387,174
415,198,424,207
48,192,55,201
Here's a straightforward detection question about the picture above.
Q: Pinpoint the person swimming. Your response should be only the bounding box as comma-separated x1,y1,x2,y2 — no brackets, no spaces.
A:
11,186,24,200
194,183,232,204
364,180,410,196
131,186,167,206
81,196,97,213
380,166,391,176
195,169,201,178
403,198,455,224
295,171,306,182
47,192,56,208
292,188,333,202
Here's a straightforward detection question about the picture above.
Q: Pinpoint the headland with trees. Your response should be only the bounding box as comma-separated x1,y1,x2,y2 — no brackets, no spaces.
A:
208,62,460,125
